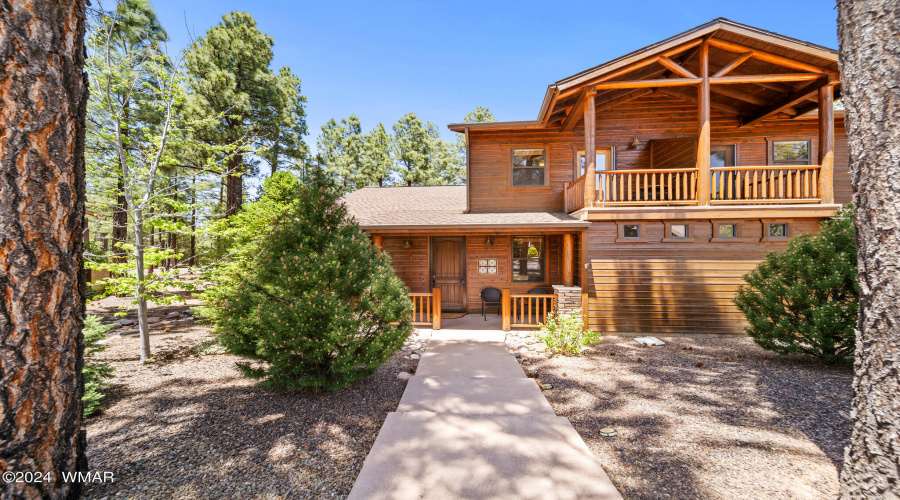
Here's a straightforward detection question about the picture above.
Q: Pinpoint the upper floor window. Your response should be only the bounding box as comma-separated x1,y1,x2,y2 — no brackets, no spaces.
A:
512,149,546,186
772,140,811,165
512,236,545,282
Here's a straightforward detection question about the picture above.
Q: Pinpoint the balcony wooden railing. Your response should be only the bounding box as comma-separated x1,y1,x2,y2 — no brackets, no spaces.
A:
710,165,821,204
596,168,699,206
564,164,829,212
564,174,586,212
409,288,441,330
501,289,556,331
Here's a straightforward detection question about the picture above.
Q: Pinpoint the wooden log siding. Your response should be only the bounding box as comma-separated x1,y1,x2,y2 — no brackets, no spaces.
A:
466,92,850,213
381,236,430,293
710,165,821,204
582,219,822,335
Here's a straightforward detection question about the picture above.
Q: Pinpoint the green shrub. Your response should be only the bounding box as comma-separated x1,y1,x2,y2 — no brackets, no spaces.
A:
537,311,600,355
83,315,114,417
734,205,858,362
201,169,413,390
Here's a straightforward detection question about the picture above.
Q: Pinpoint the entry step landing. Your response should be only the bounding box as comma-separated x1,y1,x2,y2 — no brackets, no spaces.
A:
398,376,556,416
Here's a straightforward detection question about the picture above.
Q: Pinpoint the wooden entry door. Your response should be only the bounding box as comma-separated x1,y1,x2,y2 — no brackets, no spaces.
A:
431,237,466,312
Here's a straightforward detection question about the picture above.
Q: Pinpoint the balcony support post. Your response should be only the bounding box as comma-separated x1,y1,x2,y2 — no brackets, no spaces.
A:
818,85,835,204
697,40,712,206
583,90,597,208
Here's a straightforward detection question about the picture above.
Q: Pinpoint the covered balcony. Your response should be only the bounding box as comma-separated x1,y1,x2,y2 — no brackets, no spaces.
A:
555,27,839,215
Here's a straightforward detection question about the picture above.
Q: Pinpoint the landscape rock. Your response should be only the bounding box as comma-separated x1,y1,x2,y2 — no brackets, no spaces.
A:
117,318,136,326
147,317,162,324
410,354,421,360
165,311,181,319
397,371,412,381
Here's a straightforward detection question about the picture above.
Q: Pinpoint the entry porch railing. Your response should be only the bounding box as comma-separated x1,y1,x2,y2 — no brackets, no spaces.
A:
501,289,556,331
409,288,441,330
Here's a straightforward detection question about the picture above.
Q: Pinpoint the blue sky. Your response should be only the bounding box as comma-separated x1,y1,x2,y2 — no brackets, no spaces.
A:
153,0,839,148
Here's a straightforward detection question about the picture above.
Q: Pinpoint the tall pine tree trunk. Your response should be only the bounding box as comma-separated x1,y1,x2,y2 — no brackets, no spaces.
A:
226,153,243,216
837,1,900,496
190,175,197,267
0,1,88,498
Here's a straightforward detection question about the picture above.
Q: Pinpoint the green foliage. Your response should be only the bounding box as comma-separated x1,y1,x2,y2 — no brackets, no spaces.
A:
527,246,539,258
185,11,308,181
393,112,464,186
201,169,413,390
537,312,600,356
83,315,115,417
456,106,497,166
211,171,304,261
360,123,394,187
734,205,858,362
317,116,363,193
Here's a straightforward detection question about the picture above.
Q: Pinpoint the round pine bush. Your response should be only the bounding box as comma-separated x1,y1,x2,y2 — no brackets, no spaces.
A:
202,170,413,390
734,205,858,362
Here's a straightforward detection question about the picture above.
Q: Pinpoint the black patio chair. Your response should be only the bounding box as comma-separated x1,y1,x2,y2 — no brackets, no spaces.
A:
479,287,502,320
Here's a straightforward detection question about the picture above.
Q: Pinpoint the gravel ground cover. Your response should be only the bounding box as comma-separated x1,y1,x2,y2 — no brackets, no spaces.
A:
83,296,417,499
524,335,853,500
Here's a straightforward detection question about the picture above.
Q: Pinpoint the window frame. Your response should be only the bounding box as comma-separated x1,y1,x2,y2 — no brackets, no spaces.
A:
615,222,648,243
510,235,546,283
769,139,813,166
663,221,694,242
510,148,548,188
761,219,793,242
717,223,738,239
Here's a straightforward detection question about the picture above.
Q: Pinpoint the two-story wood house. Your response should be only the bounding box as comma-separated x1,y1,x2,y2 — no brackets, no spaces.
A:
343,18,848,335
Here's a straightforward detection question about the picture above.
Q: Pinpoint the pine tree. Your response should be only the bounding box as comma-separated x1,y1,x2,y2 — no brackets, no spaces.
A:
392,112,463,186
317,115,364,193
360,123,394,187
202,169,413,390
456,106,497,181
734,206,858,362
185,11,305,215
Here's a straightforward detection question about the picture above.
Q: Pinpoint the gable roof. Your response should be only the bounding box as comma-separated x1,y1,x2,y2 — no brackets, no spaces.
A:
342,186,589,230
448,18,839,132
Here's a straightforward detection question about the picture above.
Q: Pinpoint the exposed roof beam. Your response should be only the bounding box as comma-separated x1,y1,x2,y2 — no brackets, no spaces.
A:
657,56,697,78
557,38,704,99
741,78,832,128
655,87,747,116
593,77,702,91
562,89,593,132
540,89,559,126
711,73,826,85
790,102,821,119
707,38,838,75
709,86,798,115
712,52,753,77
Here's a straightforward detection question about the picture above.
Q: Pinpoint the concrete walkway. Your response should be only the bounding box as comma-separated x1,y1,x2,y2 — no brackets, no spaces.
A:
348,329,621,500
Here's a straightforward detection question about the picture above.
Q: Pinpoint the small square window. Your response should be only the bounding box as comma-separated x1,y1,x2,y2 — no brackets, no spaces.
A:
718,223,737,238
769,223,788,238
512,149,546,186
773,140,811,165
623,224,641,238
670,224,689,239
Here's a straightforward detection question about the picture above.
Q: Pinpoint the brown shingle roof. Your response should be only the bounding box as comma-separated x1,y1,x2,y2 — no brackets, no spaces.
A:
342,186,589,230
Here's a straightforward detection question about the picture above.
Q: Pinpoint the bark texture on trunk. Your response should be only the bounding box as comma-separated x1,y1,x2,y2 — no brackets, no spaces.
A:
0,1,89,498
225,153,243,216
837,1,900,497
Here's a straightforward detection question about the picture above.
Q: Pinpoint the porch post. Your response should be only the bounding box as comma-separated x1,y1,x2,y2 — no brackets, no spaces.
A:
562,233,575,287
583,89,597,208
696,40,711,206
372,234,383,251
818,84,835,204
501,288,511,331
432,287,441,330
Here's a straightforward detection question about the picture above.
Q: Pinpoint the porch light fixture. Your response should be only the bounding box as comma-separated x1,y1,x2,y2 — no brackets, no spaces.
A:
630,136,641,148
404,239,413,249
485,236,493,248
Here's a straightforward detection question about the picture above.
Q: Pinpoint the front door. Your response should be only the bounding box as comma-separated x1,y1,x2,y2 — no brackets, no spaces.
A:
431,237,466,312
